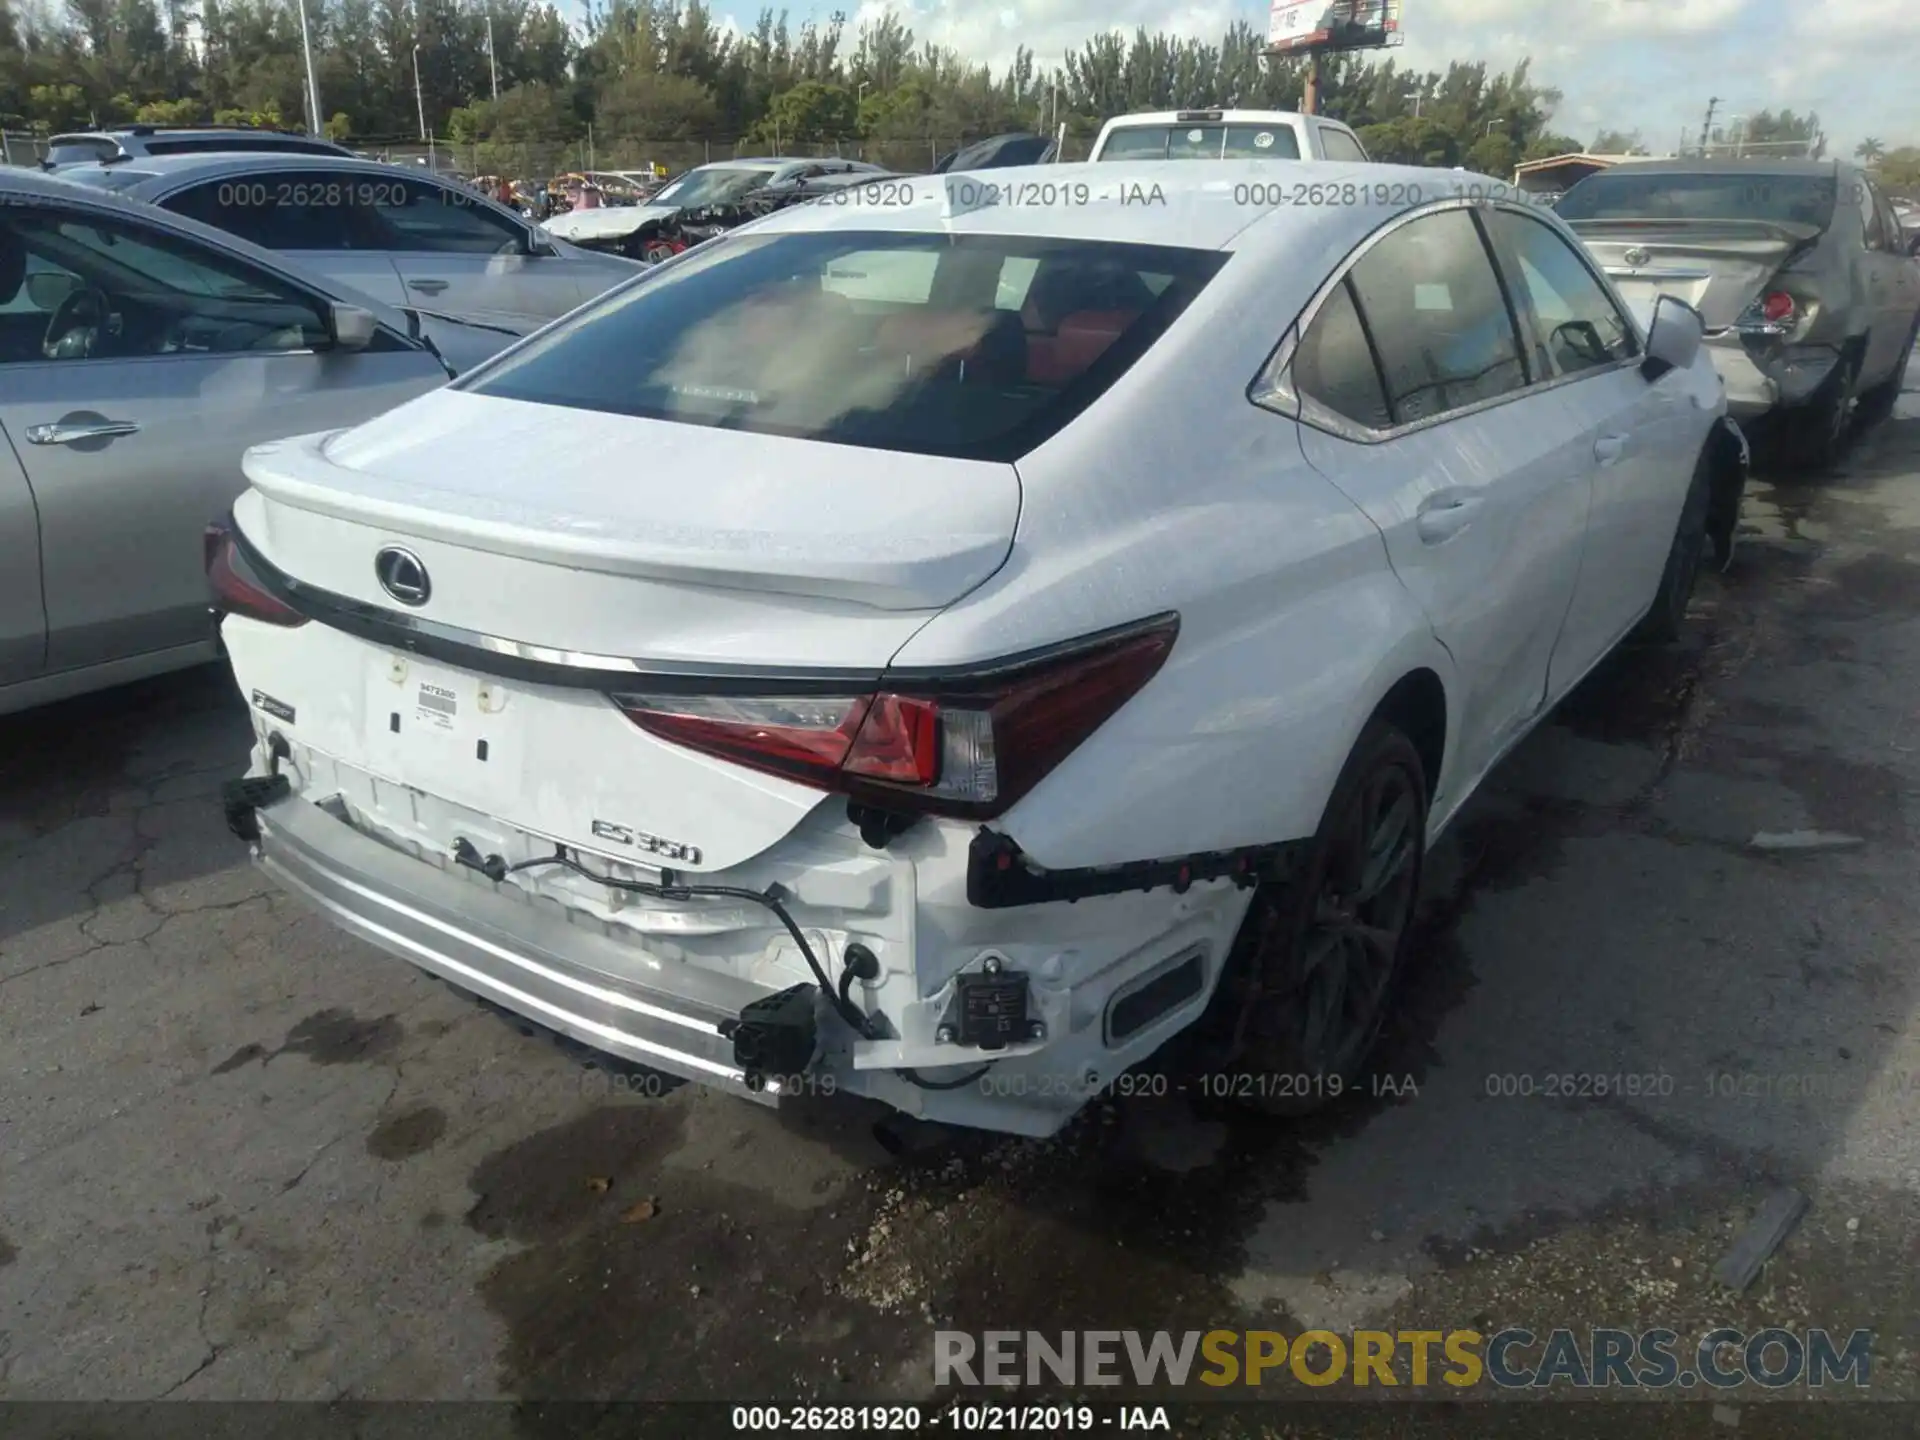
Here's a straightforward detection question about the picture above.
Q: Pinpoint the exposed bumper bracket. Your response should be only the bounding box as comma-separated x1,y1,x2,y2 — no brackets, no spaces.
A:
966,828,1301,909
222,774,291,843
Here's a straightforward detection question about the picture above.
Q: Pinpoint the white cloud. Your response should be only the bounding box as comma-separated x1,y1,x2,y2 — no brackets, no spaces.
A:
752,0,1913,157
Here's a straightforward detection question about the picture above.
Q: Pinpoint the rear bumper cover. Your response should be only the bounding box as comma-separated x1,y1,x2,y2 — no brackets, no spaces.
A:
239,773,1252,1138
254,790,778,1101
1707,335,1843,417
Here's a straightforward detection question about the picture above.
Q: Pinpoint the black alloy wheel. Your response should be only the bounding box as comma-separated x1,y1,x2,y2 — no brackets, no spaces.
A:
1207,721,1427,1117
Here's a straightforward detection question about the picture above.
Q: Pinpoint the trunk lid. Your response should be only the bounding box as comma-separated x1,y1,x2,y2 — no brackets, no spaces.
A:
244,388,1020,612
228,387,1021,871
1570,218,1820,331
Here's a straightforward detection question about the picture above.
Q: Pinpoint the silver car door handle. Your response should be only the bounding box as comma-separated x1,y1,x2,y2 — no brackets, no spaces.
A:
1594,434,1628,466
407,279,450,294
1415,494,1484,544
25,419,141,446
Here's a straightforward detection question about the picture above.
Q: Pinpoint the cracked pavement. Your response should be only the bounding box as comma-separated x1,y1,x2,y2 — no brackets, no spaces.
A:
1,375,1918,1414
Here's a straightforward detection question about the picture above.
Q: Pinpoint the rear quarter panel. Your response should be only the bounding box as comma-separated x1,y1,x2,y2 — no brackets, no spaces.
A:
888,216,1459,869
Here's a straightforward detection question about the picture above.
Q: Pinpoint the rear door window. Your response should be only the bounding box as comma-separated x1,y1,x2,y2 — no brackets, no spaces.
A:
1293,278,1392,429
1343,209,1528,424
462,230,1225,461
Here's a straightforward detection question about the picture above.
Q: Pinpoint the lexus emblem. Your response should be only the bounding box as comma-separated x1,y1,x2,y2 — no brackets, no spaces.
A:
374,546,431,606
1622,246,1651,269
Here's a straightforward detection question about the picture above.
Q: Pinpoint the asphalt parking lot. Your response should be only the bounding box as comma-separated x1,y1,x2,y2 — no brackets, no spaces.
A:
4,372,1920,1419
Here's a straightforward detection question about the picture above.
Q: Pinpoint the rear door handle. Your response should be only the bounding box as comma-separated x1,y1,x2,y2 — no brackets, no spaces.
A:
407,279,450,294
1415,493,1485,544
1594,434,1628,466
26,419,140,446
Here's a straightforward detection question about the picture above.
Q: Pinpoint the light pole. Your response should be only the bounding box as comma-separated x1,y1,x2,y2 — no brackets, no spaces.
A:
1728,113,1747,158
1406,87,1421,119
413,44,427,141
294,0,324,137
486,15,498,103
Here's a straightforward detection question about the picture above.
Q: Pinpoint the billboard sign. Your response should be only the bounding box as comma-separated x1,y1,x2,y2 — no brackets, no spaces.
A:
1267,0,1401,54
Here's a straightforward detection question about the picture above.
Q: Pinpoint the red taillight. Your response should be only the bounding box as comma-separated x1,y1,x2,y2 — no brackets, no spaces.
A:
613,618,1178,818
1760,291,1796,324
205,521,307,628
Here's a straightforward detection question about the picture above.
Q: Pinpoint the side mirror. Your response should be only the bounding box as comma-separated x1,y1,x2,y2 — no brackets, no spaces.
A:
522,230,558,258
1907,232,1920,257
1641,294,1703,382
327,302,378,352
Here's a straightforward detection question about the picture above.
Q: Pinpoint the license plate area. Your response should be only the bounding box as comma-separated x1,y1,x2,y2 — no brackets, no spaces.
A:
365,653,513,800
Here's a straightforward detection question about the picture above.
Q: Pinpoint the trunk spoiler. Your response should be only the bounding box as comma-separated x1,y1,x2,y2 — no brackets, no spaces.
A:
1568,217,1825,246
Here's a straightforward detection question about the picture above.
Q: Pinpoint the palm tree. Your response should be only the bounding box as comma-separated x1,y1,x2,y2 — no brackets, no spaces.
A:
1856,136,1886,166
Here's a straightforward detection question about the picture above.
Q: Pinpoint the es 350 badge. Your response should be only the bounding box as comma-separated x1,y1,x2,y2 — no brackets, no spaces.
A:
590,819,702,865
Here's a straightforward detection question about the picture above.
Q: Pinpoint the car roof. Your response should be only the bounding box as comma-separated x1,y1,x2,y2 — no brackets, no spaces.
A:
738,159,1481,252
1101,110,1316,126
66,151,471,192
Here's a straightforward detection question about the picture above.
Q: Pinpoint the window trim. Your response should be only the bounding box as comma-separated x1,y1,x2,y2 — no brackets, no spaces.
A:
1249,197,1647,446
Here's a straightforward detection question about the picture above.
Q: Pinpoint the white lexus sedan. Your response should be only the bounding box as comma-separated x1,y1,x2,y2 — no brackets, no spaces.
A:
207,162,1747,1138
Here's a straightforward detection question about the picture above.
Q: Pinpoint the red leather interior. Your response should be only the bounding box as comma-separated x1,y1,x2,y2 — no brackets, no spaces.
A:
1026,310,1137,386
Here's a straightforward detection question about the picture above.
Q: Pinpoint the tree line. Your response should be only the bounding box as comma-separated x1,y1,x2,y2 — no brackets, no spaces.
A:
2,0,1890,188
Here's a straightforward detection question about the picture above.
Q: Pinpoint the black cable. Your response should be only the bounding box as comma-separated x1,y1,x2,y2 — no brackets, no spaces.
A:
485,842,1000,1094
500,848,875,1037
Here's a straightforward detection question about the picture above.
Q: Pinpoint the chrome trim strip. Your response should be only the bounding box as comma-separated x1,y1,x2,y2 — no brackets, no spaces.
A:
229,521,1179,695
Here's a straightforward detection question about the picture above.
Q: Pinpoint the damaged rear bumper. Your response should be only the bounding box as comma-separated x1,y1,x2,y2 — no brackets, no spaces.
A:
228,767,1257,1138
251,789,780,1103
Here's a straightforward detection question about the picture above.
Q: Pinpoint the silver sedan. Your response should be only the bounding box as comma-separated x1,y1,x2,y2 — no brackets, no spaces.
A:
0,167,534,716
60,152,645,328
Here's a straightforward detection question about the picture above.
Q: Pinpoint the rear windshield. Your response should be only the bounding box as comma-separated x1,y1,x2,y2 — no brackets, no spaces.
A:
1557,171,1838,228
462,230,1224,461
650,167,781,208
46,138,118,167
1098,124,1302,161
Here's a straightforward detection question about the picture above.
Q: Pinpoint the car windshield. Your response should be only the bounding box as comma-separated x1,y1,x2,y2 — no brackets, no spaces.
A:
1556,170,1839,228
461,229,1224,461
651,167,782,208
1098,124,1302,160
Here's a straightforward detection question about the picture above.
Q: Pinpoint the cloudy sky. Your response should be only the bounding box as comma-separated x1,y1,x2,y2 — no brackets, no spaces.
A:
730,0,1914,155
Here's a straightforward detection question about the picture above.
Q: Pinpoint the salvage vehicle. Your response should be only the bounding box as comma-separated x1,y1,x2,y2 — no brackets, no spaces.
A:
1088,108,1370,162
0,167,528,717
60,153,643,328
211,161,1747,1137
541,157,889,260
1559,158,1920,469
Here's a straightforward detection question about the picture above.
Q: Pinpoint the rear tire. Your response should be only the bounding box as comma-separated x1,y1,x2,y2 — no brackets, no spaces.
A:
1858,318,1918,424
1783,347,1861,473
1197,720,1427,1118
1635,447,1711,644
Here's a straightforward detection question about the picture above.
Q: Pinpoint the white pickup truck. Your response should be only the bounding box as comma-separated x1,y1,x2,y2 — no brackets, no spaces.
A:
1088,108,1370,163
